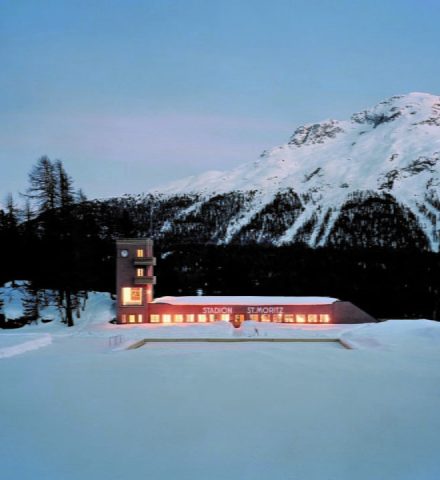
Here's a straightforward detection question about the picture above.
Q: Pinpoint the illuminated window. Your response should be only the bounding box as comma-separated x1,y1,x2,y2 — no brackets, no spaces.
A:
129,314,136,323
136,268,145,277
146,286,153,303
121,314,127,323
162,314,171,323
136,248,144,258
308,314,318,323
249,314,259,321
137,314,143,323
284,314,294,323
208,314,216,322
186,314,195,323
319,314,330,323
174,314,184,323
261,314,271,322
150,314,160,323
273,313,283,323
121,287,142,306
220,314,230,321
296,314,306,323
197,314,207,323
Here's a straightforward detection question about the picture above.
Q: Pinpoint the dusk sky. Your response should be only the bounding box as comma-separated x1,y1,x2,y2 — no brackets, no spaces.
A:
1,0,440,201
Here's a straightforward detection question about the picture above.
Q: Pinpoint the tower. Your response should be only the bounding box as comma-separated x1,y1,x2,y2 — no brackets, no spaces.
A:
116,238,156,324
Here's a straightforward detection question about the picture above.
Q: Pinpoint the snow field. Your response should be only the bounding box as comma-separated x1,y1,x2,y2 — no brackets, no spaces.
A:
1,319,440,480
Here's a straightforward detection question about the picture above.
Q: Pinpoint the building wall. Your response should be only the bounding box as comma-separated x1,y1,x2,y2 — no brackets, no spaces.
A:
116,238,155,324
115,238,376,325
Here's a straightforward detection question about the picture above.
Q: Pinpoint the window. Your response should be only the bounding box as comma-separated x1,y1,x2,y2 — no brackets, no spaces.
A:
162,314,172,323
136,248,144,258
208,314,216,322
249,314,259,321
273,313,283,323
220,314,230,321
121,314,127,323
136,268,145,277
197,314,207,323
121,287,142,305
150,314,160,323
308,314,318,323
146,285,153,303
319,314,330,323
137,314,143,323
296,314,306,323
261,314,271,322
186,314,195,323
129,314,136,323
174,314,184,323
284,314,294,323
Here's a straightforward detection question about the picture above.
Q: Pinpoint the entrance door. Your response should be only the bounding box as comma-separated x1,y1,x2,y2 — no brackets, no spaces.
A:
232,314,245,328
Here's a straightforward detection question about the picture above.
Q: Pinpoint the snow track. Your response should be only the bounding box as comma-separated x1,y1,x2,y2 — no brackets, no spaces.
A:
0,333,52,359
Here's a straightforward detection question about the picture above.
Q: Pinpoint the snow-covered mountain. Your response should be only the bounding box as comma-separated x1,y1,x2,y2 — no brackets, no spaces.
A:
144,93,440,250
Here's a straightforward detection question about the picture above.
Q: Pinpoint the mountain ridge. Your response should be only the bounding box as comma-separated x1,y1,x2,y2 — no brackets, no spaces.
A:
130,92,440,250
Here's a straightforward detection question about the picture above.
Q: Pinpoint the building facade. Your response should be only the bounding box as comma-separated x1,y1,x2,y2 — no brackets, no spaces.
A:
116,238,375,325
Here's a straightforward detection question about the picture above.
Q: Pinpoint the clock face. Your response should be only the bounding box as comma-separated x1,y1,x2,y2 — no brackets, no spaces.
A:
120,249,129,258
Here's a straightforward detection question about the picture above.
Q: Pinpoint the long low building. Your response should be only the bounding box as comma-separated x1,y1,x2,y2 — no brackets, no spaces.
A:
116,238,376,325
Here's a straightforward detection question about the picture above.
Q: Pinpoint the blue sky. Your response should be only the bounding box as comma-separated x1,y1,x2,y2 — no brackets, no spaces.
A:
1,0,440,200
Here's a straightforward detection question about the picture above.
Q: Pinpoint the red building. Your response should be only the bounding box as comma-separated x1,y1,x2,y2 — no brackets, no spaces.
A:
116,238,375,325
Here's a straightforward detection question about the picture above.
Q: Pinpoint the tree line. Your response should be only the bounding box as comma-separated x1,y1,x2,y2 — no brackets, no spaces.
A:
0,157,110,326
1,156,439,326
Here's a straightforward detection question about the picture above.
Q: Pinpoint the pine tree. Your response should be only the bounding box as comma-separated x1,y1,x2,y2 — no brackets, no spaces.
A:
0,194,20,285
54,159,74,211
22,283,40,324
76,189,87,203
27,156,57,213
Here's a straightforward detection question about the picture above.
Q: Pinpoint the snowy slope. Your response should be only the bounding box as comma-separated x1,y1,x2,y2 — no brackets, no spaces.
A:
149,93,440,250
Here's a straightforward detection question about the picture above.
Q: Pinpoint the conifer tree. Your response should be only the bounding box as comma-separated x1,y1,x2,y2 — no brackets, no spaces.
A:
27,156,57,213
22,283,40,324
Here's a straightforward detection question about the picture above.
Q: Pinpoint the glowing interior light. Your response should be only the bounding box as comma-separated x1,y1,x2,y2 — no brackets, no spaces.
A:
308,314,318,323
197,314,207,323
121,287,142,305
284,314,294,323
186,314,195,323
150,314,160,323
249,314,259,321
273,313,283,323
162,314,172,323
129,314,136,323
296,314,306,323
220,314,230,321
319,314,331,323
174,314,183,323
261,314,271,322
136,248,144,258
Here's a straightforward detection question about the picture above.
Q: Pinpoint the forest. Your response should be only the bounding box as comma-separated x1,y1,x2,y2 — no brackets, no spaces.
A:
0,156,439,326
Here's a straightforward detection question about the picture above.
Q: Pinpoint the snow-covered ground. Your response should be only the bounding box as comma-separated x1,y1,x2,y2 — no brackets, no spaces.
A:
1,288,440,479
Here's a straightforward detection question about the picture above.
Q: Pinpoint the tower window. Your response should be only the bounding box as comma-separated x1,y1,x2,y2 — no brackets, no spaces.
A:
136,248,144,258
121,287,142,305
136,268,145,277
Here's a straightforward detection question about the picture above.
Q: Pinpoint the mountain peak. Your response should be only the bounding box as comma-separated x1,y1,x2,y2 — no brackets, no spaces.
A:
148,93,440,250
351,92,440,127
